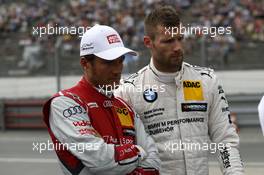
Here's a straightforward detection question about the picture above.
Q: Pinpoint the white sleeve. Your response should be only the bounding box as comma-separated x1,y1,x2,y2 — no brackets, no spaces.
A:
49,96,140,175
208,75,244,175
134,113,161,170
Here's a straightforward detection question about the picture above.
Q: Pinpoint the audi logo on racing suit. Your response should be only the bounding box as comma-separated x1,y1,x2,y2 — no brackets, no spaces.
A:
63,105,85,118
103,100,113,108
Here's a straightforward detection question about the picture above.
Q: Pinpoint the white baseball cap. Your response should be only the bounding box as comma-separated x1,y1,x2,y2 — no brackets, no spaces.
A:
80,25,137,60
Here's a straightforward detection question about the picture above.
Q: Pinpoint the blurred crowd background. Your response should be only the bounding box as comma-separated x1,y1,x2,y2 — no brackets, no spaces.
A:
0,0,263,76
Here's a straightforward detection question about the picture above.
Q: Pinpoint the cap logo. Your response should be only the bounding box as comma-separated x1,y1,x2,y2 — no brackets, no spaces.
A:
81,43,94,51
107,34,121,44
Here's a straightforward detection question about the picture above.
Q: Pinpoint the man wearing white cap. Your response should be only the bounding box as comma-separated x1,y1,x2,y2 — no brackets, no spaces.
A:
43,25,160,175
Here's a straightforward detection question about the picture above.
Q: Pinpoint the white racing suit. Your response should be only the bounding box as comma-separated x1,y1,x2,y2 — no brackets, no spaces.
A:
115,60,244,175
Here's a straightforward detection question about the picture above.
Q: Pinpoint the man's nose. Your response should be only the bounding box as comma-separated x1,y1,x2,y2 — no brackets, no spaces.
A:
173,41,182,52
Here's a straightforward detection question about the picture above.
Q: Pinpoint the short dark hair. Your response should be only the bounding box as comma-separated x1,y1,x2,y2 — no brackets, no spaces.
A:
144,5,180,39
81,54,95,65
82,54,95,60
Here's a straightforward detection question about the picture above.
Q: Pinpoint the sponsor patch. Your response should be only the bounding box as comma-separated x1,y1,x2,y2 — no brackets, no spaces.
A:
116,108,133,127
103,100,113,108
143,88,158,102
103,135,118,144
63,105,85,118
147,118,204,135
107,34,121,44
73,120,91,127
143,108,164,119
114,144,138,163
78,128,99,136
81,42,94,51
181,103,207,112
144,108,165,115
220,147,231,169
183,80,204,101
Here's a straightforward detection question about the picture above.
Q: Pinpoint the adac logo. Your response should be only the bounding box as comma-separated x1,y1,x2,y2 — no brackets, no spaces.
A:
143,88,158,103
183,81,201,88
116,107,133,127
183,80,204,101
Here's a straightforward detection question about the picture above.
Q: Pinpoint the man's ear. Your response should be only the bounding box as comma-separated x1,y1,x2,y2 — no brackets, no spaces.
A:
80,57,90,70
143,35,153,49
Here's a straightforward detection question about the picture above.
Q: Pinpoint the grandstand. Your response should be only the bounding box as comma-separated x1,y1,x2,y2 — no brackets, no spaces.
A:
0,0,263,76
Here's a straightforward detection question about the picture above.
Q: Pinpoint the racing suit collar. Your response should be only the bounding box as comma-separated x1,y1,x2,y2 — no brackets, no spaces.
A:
149,58,184,84
95,87,113,98
81,77,113,98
